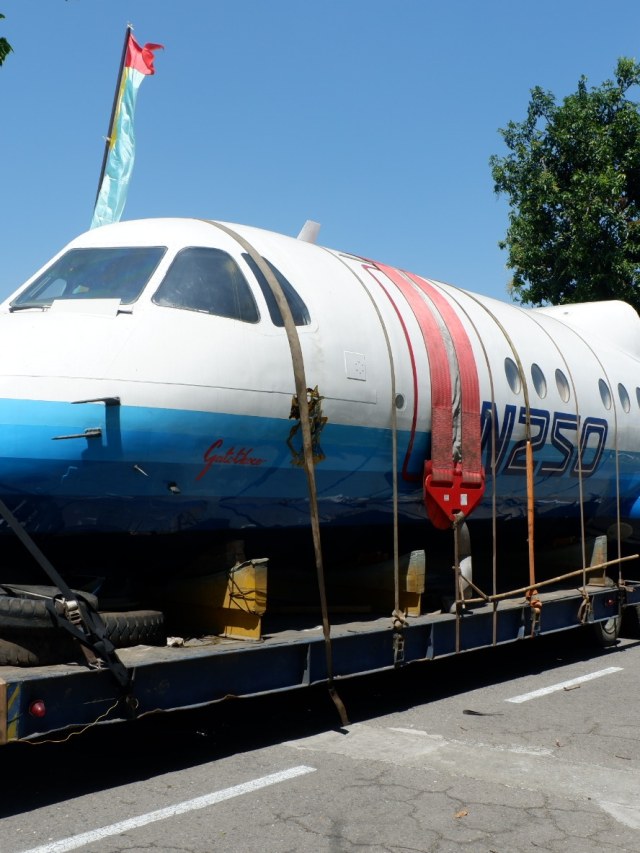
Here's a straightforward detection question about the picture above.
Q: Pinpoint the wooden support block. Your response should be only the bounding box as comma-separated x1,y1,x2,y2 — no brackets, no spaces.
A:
159,558,268,640
0,679,7,746
329,550,426,617
586,535,613,587
402,550,426,616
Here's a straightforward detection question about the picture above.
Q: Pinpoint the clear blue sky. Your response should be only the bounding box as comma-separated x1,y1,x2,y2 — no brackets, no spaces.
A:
2,0,640,301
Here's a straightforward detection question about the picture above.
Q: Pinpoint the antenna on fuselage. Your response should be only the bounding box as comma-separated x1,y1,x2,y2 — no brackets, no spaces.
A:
297,220,321,243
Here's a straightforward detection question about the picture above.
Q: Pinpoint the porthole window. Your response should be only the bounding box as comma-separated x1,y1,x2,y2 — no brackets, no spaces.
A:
598,379,612,410
504,357,521,394
636,387,640,408
555,369,571,403
395,393,406,410
531,363,547,399
618,383,631,413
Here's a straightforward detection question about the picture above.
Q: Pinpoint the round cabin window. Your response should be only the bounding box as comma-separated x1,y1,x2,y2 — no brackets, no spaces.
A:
618,383,631,413
504,357,521,394
531,363,547,399
599,379,612,410
555,369,571,403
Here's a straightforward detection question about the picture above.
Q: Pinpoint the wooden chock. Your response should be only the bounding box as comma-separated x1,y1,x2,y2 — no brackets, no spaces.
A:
160,558,268,640
586,535,612,587
401,550,426,616
0,679,7,746
331,550,426,616
219,558,268,639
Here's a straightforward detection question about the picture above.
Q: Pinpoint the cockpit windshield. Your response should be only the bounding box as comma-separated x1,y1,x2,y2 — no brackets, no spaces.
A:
10,246,167,310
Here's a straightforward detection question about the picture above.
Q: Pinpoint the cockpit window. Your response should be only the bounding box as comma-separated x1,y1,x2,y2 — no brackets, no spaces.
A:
153,247,259,323
10,247,166,310
242,253,310,326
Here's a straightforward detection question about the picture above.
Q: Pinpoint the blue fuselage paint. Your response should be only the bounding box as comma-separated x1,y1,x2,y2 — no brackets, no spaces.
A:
0,398,633,538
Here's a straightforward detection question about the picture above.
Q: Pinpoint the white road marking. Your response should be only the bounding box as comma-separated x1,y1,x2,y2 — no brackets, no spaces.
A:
286,724,640,829
505,666,623,703
17,765,316,853
599,801,640,830
388,727,553,756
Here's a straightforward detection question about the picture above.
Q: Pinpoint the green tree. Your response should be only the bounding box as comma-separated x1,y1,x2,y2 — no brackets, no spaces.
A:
490,58,640,311
0,13,11,65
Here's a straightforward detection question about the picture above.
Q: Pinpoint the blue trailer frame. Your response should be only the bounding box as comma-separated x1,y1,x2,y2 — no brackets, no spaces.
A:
2,579,639,744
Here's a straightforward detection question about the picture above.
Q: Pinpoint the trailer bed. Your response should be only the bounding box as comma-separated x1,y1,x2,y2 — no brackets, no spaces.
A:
2,579,639,744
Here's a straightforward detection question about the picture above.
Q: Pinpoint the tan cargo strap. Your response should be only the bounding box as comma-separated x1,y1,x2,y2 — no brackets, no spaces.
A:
202,220,349,726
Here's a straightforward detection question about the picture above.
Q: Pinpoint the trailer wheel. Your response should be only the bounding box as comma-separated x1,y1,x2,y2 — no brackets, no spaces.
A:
0,609,166,666
590,615,621,647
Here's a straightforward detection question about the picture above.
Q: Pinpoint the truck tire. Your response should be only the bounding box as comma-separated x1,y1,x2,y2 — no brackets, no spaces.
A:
99,610,166,648
590,614,621,647
0,631,78,666
0,584,99,605
0,609,166,666
0,588,99,631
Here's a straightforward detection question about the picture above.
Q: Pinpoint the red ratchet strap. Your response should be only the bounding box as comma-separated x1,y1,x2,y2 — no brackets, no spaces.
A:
374,263,485,529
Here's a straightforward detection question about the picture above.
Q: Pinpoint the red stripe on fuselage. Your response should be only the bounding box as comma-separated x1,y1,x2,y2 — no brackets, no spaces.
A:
405,273,483,484
372,262,454,484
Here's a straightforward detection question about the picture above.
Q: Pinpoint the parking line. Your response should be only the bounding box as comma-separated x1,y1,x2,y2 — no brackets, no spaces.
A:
506,666,623,703
17,765,316,853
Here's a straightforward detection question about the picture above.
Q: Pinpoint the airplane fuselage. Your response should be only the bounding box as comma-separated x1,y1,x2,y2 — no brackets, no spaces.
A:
0,218,638,562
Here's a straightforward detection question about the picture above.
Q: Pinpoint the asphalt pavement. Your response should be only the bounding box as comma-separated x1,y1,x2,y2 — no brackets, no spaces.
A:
2,628,640,852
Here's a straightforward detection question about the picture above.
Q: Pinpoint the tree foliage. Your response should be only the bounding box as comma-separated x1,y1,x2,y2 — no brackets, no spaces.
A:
0,13,11,66
490,58,640,311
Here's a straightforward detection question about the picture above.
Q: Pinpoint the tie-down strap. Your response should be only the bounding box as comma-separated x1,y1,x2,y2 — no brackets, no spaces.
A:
372,263,485,528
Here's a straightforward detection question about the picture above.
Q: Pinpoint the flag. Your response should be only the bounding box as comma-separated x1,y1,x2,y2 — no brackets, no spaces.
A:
91,32,163,229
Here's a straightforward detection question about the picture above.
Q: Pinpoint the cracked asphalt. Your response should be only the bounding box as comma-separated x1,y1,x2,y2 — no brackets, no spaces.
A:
2,629,640,852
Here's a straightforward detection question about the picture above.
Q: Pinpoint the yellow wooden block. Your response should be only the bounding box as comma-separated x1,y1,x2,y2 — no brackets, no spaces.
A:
329,550,426,617
160,558,268,640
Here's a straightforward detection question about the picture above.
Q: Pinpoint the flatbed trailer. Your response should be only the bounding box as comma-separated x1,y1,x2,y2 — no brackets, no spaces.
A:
3,576,640,745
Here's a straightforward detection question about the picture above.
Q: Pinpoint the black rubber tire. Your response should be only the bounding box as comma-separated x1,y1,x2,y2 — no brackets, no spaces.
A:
0,631,79,666
0,609,166,666
0,584,98,606
590,614,621,647
99,610,166,648
0,588,98,632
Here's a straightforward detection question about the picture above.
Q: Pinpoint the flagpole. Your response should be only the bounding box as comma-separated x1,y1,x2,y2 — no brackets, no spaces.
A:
94,25,132,208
